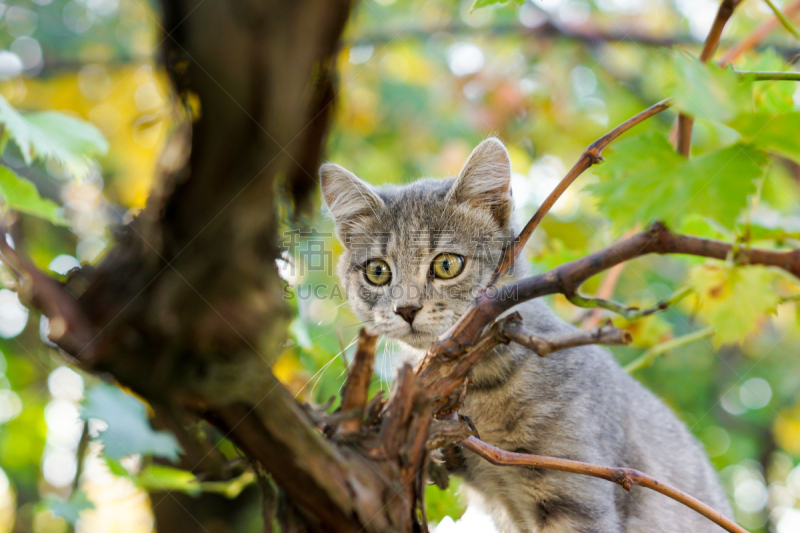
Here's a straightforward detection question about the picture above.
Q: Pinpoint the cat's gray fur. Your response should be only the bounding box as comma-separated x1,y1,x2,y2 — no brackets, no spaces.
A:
320,139,731,532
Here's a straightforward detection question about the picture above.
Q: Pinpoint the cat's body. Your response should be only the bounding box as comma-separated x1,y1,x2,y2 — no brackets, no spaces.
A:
320,139,731,532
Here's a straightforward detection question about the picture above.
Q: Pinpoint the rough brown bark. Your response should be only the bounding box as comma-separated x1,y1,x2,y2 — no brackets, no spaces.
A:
4,1,423,531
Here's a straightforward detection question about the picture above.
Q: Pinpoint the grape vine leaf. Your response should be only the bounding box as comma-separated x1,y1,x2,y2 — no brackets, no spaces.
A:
688,263,780,348
729,112,800,164
665,53,751,124
587,131,767,229
81,384,182,461
0,95,108,180
0,166,66,225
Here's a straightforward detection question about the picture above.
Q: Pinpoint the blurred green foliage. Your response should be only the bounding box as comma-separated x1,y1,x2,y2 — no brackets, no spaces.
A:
0,0,798,532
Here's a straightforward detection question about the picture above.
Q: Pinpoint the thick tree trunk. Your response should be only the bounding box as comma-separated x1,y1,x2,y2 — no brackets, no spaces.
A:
44,1,421,531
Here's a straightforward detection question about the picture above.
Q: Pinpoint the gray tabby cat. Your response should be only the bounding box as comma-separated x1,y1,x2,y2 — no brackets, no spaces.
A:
320,138,732,533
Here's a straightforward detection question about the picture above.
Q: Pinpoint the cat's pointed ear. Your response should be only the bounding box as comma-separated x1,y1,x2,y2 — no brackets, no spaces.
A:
447,137,513,226
320,163,384,235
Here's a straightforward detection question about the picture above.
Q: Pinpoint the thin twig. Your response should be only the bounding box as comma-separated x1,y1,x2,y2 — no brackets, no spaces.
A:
489,99,672,285
624,327,714,373
500,321,631,356
351,20,700,49
581,263,626,328
737,69,800,80
567,286,691,321
0,230,95,361
676,0,742,156
721,0,800,65
72,422,90,494
763,0,800,39
257,472,277,533
462,436,747,533
65,421,90,533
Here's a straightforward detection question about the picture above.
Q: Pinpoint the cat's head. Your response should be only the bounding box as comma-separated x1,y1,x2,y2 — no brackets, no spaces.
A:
320,138,518,351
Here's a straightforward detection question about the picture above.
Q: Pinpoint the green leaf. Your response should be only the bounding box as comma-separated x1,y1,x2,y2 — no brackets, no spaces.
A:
81,384,182,461
0,94,108,179
666,53,752,124
471,0,524,11
679,214,735,241
587,132,767,229
44,490,94,525
426,478,466,524
0,166,66,225
729,112,800,164
688,264,780,347
103,456,132,478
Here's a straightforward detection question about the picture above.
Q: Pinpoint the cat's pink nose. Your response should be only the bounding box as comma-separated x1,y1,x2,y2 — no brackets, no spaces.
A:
395,305,421,325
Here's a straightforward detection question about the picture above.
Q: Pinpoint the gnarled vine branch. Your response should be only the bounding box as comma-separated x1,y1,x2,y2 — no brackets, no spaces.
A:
462,437,747,533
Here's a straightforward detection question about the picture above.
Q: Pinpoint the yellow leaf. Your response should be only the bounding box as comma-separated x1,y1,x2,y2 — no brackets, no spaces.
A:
688,263,779,348
774,405,800,455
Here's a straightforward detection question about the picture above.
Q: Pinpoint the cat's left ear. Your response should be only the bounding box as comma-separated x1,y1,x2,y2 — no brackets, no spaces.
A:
447,137,513,226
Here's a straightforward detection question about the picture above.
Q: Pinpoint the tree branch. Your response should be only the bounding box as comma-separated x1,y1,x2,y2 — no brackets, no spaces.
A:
0,232,96,361
499,320,631,356
420,221,800,416
676,0,742,156
352,20,699,49
737,69,800,81
763,0,800,39
462,436,747,533
489,98,672,285
624,327,714,373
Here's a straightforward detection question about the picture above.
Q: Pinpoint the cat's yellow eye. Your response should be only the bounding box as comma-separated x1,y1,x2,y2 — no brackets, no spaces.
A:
364,259,392,286
431,253,465,280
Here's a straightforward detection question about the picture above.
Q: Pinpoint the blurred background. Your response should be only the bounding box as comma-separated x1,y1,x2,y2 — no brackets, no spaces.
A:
0,0,799,532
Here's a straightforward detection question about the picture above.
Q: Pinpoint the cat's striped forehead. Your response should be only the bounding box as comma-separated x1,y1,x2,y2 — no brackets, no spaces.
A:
342,176,513,269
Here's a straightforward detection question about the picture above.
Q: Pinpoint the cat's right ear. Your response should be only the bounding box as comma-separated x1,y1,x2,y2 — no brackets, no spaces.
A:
319,163,384,236
447,137,513,227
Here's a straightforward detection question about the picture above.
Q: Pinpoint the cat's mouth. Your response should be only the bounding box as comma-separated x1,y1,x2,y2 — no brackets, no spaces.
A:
381,321,449,349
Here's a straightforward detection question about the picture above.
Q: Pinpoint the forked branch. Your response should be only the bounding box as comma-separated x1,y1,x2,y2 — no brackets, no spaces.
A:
489,98,672,285
462,436,747,533
421,222,800,413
